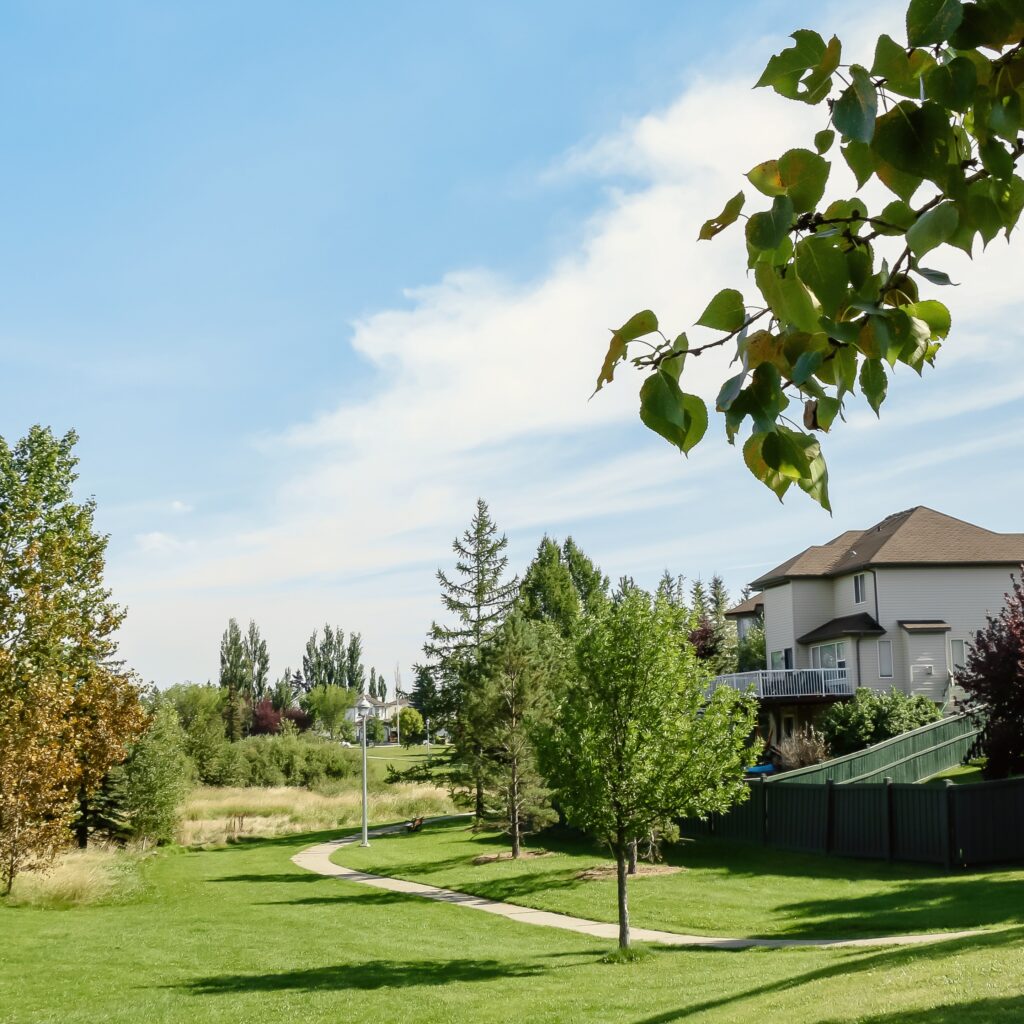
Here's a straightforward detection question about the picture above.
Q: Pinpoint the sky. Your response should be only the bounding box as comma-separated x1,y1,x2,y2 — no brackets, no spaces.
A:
2,1,1022,688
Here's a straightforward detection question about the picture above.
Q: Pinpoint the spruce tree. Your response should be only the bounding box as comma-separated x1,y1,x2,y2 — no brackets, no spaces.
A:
562,537,609,614
425,499,519,819
519,536,581,635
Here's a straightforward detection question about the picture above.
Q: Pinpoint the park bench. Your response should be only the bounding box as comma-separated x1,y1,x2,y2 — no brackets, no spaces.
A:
406,817,425,833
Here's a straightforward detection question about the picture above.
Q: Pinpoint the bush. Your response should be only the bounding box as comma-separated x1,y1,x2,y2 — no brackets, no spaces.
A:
228,734,358,788
819,687,942,756
776,727,829,771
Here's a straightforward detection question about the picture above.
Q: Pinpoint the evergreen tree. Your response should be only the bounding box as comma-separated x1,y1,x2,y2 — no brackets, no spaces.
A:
562,537,609,614
708,574,738,675
519,536,580,634
690,578,708,619
243,620,270,702
219,619,247,742
346,632,366,692
475,614,560,857
424,499,519,819
270,669,295,711
409,663,442,726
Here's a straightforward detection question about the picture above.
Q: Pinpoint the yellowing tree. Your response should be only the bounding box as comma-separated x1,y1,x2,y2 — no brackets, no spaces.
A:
0,427,145,892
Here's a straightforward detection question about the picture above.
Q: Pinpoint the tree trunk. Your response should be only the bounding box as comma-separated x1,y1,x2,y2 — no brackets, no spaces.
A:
614,833,630,949
627,838,638,875
474,743,485,820
75,786,89,849
510,759,521,859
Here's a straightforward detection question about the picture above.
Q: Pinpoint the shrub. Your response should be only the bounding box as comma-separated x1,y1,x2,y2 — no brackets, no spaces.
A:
231,734,357,788
776,727,829,772
819,688,941,757
250,699,283,735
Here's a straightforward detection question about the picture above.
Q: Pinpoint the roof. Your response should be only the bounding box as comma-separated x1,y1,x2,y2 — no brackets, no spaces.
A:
724,594,764,619
899,620,952,633
752,507,1024,589
796,613,885,645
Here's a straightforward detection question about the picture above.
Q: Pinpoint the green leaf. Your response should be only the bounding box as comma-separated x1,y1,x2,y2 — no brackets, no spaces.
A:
717,371,746,412
743,433,792,502
924,56,977,112
755,30,840,104
879,199,917,232
594,310,658,394
639,371,708,455
906,0,964,46
979,139,1015,182
872,101,953,185
699,191,746,241
902,300,951,338
779,149,831,213
859,358,888,415
871,35,936,98
874,158,924,203
913,265,959,286
661,333,689,381
696,288,746,332
906,202,959,256
791,431,832,511
811,395,842,431
842,142,876,188
791,350,824,385
814,129,836,154
755,263,821,334
795,236,850,317
833,65,877,143
762,429,812,481
746,195,795,251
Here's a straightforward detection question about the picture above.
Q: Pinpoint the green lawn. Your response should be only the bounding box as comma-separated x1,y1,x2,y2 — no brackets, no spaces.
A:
331,818,1024,940
2,823,1022,1023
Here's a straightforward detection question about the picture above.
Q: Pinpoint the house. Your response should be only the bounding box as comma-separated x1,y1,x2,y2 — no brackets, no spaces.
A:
714,507,1024,741
345,692,412,741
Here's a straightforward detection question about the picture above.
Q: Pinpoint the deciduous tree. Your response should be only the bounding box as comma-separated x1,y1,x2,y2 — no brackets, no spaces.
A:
596,1,1024,508
541,587,757,948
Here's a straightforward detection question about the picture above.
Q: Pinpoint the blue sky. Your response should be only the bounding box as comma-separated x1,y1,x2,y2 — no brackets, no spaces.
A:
3,1,1022,687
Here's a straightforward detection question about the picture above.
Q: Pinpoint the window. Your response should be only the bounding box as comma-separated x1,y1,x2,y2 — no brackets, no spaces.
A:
784,648,793,669
950,639,968,673
782,714,796,739
854,573,867,604
771,650,784,670
878,639,893,678
811,641,847,672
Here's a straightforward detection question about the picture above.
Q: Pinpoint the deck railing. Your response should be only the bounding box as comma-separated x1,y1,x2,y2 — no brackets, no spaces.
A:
710,668,853,699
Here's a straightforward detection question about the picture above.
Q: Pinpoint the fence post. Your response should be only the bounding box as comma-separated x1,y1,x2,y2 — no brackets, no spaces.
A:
883,777,894,862
825,779,835,855
944,779,959,870
759,776,768,845
940,779,955,870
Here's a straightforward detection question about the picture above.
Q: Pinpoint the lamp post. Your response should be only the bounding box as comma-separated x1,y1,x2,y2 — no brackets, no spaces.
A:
357,693,372,847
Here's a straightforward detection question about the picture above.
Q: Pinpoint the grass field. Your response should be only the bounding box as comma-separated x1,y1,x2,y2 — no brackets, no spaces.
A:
2,821,1022,1023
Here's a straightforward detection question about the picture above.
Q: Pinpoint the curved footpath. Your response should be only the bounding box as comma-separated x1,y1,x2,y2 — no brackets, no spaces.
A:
291,817,982,950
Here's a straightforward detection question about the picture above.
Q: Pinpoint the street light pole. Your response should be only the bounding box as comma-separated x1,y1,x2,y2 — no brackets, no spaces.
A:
357,694,372,847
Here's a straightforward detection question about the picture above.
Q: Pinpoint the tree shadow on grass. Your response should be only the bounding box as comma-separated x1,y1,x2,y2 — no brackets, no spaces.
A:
179,954,570,995
631,927,1024,1024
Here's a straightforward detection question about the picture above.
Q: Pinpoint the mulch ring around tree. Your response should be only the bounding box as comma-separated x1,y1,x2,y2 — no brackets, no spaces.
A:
472,850,554,865
575,864,683,881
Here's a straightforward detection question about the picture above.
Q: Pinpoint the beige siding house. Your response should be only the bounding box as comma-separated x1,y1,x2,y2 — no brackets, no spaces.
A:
716,507,1024,741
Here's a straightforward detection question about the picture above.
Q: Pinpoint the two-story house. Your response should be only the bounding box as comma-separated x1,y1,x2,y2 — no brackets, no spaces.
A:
715,507,1024,742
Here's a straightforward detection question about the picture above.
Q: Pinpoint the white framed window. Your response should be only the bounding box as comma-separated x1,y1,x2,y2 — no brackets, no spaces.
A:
771,650,784,670
854,573,867,604
950,639,968,673
878,639,893,678
811,641,847,672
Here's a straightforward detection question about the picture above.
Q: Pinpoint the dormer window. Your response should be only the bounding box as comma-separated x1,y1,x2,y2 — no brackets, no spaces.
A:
854,573,867,604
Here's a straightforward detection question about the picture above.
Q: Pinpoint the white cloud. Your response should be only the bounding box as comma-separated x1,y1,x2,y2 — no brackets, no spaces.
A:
110,1,1024,685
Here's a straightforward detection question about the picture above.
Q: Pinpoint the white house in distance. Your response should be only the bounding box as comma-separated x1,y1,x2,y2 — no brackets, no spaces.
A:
717,507,1024,741
345,693,412,741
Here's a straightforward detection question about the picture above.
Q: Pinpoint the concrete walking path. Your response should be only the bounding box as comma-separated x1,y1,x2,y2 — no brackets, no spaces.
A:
290,818,983,950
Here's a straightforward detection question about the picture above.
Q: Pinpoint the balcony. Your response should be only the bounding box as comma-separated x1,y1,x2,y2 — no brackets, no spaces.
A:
710,668,853,700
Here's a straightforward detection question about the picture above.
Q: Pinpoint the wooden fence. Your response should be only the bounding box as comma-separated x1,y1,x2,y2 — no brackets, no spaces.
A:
682,776,1024,868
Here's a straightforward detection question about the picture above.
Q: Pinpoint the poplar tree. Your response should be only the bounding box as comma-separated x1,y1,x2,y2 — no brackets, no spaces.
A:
346,632,366,692
243,619,270,702
220,619,247,742
425,499,519,819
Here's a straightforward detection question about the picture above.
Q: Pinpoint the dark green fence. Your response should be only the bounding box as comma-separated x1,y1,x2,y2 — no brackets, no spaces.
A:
767,712,982,786
682,776,1024,868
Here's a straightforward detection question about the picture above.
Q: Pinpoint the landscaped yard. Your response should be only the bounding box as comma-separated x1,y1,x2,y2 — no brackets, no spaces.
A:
331,818,1024,939
3,821,1023,1024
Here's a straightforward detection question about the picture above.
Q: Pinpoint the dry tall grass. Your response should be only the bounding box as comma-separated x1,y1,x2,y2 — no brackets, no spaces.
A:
179,782,455,846
5,845,145,908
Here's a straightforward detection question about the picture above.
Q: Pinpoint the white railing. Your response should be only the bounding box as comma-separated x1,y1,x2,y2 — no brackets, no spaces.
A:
710,668,853,699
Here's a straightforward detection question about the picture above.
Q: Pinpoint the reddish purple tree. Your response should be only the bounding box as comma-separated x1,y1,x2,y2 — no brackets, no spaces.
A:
958,568,1024,779
250,699,283,735
283,707,313,732
688,616,720,661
